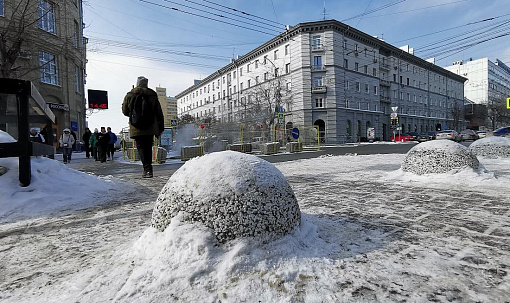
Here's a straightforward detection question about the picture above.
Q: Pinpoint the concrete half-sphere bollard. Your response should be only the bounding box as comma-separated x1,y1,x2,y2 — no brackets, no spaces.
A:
469,136,510,159
152,150,301,243
401,140,479,175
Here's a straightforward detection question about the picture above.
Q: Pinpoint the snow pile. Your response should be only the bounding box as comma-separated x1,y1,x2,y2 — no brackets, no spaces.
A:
152,151,301,242
401,140,479,175
0,130,126,223
469,136,510,158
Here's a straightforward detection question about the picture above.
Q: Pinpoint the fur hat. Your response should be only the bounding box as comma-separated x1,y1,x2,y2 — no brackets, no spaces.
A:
136,76,148,88
94,128,98,133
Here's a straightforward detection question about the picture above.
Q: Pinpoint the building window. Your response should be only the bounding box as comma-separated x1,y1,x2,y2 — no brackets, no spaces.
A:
285,44,290,55
372,68,376,77
407,78,410,86
313,56,322,70
344,59,348,69
255,76,259,84
255,60,259,69
373,86,377,95
264,55,268,64
233,71,236,79
38,0,56,34
75,66,80,93
239,67,243,76
313,76,323,87
315,98,324,108
248,79,251,88
74,20,80,48
365,83,369,93
247,64,251,72
400,76,403,84
356,81,360,92
0,0,4,16
364,65,368,74
264,72,268,81
345,80,349,90
274,68,279,76
274,50,278,60
285,63,290,74
312,35,321,50
343,40,347,49
39,51,58,85
355,62,359,72
286,82,291,90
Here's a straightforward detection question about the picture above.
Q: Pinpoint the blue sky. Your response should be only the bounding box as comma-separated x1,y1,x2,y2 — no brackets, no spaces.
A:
83,0,510,132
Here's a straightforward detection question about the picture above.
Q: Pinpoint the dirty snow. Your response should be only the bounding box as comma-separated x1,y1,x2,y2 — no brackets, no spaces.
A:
1,132,509,302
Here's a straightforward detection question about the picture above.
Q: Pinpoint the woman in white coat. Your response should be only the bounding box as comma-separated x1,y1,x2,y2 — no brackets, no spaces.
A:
59,128,76,163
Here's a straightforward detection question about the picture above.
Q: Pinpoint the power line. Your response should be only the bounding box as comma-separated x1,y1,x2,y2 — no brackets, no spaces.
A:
342,0,407,22
139,0,278,36
159,0,281,33
182,0,280,29
201,0,285,26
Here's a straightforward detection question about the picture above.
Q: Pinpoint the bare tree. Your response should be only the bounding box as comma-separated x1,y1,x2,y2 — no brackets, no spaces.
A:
487,96,510,129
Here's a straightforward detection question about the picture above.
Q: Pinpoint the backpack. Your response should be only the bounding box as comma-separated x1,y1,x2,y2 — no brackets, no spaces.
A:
129,92,154,130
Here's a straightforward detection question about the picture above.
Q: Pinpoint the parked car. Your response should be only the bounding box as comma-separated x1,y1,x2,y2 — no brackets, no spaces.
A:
435,130,461,142
390,133,414,142
492,126,510,137
476,130,488,139
407,132,420,141
460,129,478,141
416,131,436,142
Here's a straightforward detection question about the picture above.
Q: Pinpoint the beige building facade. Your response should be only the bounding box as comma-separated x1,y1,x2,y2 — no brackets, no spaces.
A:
0,0,87,145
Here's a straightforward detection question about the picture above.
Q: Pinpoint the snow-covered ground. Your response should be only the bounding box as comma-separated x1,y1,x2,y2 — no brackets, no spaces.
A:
1,130,509,302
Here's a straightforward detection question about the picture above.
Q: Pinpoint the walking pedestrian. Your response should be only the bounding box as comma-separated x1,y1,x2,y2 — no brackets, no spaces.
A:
107,127,117,160
59,128,75,164
89,128,99,161
122,76,164,178
96,127,109,163
83,127,92,158
29,128,45,143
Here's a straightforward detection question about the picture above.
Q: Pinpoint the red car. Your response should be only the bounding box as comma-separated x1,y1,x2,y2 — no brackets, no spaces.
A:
390,133,413,142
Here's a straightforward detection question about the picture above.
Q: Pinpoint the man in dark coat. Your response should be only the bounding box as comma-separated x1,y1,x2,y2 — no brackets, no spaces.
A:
96,127,110,163
82,128,92,158
122,76,164,178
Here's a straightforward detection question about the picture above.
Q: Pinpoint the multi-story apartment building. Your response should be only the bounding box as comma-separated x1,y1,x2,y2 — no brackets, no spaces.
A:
176,20,466,143
0,0,87,145
445,58,510,129
156,87,177,127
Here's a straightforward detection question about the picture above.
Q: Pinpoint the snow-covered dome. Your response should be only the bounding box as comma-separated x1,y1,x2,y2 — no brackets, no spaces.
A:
401,140,479,175
151,151,301,242
469,136,510,158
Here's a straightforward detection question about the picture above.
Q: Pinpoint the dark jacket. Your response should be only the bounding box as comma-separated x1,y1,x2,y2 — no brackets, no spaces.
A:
122,86,164,139
108,131,117,145
96,131,110,147
83,130,92,145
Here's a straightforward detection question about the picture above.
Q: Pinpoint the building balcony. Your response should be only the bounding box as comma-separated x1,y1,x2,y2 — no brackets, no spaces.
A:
379,62,390,70
311,44,324,51
312,86,327,93
380,95,390,103
380,80,391,87
312,65,326,72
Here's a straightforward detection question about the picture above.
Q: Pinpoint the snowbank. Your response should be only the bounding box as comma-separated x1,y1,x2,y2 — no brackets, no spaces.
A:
152,150,301,242
469,136,510,158
401,140,479,175
0,130,128,223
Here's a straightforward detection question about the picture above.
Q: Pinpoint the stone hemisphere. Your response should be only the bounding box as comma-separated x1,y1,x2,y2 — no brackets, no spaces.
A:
469,136,510,159
151,150,301,243
401,140,479,175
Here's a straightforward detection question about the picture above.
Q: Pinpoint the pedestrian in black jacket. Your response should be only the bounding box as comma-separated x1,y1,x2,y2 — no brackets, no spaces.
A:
83,128,92,158
96,127,110,163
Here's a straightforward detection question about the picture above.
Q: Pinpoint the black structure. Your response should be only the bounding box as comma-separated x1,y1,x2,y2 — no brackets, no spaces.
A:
0,79,56,187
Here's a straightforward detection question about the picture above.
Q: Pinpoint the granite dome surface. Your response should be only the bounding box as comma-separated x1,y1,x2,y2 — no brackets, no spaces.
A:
151,151,301,242
401,140,479,175
469,136,510,159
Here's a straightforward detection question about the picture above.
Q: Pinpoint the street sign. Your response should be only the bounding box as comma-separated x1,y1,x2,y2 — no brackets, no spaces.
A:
507,97,510,109
390,112,398,118
170,119,178,127
391,106,398,112
291,127,300,139
278,113,284,120
278,106,284,113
